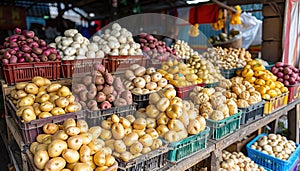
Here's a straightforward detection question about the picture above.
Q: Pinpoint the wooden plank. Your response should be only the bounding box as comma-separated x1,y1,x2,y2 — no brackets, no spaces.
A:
165,142,215,171
288,103,300,143
5,116,25,151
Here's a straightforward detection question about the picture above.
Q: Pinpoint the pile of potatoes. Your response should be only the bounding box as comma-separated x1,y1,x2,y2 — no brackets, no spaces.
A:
220,150,267,171
186,54,224,84
10,77,81,122
171,40,198,60
157,59,201,87
203,47,252,69
123,64,173,95
30,118,117,170
190,87,238,121
73,63,132,111
91,23,142,56
250,134,297,161
136,87,206,142
50,29,105,60
99,113,164,162
218,78,262,108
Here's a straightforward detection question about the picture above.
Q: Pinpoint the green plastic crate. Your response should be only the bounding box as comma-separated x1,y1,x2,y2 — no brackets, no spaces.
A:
220,68,243,79
163,127,210,163
206,111,242,140
205,82,218,88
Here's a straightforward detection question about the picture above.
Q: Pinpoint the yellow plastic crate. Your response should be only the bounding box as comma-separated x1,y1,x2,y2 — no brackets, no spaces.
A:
264,92,289,114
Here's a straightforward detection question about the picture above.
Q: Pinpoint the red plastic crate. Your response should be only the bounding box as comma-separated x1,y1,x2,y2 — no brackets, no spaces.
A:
287,83,300,103
6,98,85,145
2,61,60,85
175,83,205,99
61,58,107,78
107,55,147,73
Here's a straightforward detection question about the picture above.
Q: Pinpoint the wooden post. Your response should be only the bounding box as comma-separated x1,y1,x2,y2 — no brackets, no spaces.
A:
288,104,300,143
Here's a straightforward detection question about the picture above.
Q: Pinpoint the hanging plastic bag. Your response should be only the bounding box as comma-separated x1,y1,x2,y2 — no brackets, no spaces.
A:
230,12,262,49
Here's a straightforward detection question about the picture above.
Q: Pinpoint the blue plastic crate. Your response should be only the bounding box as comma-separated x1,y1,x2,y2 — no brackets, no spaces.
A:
246,134,300,171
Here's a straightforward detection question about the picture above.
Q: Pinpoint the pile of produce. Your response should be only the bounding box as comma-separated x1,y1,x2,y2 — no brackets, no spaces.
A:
270,62,300,86
0,28,60,64
208,29,240,44
250,134,297,160
73,63,132,111
138,33,176,61
157,59,201,87
30,119,116,170
10,77,81,122
171,40,198,60
137,87,206,142
202,47,252,69
190,87,238,120
186,55,224,84
50,29,104,60
99,113,164,162
123,64,173,95
237,60,289,100
218,79,262,108
91,23,142,56
220,150,267,171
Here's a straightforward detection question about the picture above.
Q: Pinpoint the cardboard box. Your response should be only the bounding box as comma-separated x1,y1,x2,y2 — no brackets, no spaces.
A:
263,3,285,17
263,17,283,41
261,41,282,62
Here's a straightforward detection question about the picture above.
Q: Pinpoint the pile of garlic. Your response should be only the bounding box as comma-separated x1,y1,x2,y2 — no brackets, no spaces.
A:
171,40,198,59
91,23,142,56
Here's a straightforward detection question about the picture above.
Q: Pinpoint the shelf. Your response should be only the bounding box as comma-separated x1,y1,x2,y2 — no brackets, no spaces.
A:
5,116,26,151
165,142,215,171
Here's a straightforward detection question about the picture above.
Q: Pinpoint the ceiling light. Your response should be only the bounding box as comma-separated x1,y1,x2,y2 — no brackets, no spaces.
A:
89,13,95,17
186,0,210,4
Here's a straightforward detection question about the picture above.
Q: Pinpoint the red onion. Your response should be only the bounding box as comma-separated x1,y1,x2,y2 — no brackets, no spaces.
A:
10,35,19,40
22,45,31,53
42,49,51,56
23,30,35,38
16,52,23,58
39,40,46,47
9,42,18,48
4,37,9,42
12,47,19,51
48,47,57,54
0,49,6,54
9,49,16,55
32,48,42,55
35,58,40,62
18,35,26,41
33,36,39,41
3,42,9,48
48,54,57,61
56,54,61,60
9,55,17,64
139,33,147,38
15,28,21,35
41,46,47,50
19,41,26,46
31,53,38,58
2,59,9,65
17,58,25,63
4,51,11,59
29,42,39,48
26,38,33,43
22,53,30,58
39,54,48,62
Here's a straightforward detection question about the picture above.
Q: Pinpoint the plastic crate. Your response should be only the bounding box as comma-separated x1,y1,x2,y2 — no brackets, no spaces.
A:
286,84,300,103
61,58,106,78
132,93,151,109
264,92,289,114
117,144,168,171
175,83,205,99
6,98,85,145
163,127,210,163
290,159,299,171
246,134,300,171
206,111,242,140
205,82,218,88
239,101,265,125
85,104,136,126
107,55,147,74
2,61,60,85
220,68,243,79
265,63,275,71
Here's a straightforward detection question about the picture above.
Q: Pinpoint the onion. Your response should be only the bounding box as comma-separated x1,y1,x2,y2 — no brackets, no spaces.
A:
9,42,18,48
12,47,19,51
38,40,46,47
22,53,30,58
29,42,39,48
33,36,39,41
42,49,51,56
18,35,26,41
277,72,284,78
284,75,290,80
275,62,284,67
26,38,33,43
284,80,290,86
2,59,9,64
21,45,31,53
142,46,150,51
17,58,25,63
15,28,21,34
139,33,147,38
4,51,11,59
31,53,38,59
16,52,23,58
284,68,292,75
32,48,42,55
9,55,17,64
25,31,35,38
48,47,57,54
8,49,16,55
146,35,154,41
278,78,284,82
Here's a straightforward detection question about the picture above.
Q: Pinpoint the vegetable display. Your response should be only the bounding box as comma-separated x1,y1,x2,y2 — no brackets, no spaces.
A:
50,29,104,60
73,63,132,110
10,77,81,122
138,33,176,61
270,62,300,86
186,55,224,84
202,47,252,70
220,150,267,171
157,59,201,87
250,134,297,161
218,79,262,108
0,28,60,64
171,40,198,60
30,119,117,170
138,88,206,142
123,64,173,95
237,60,289,100
190,87,238,120
99,113,163,162
91,23,142,56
